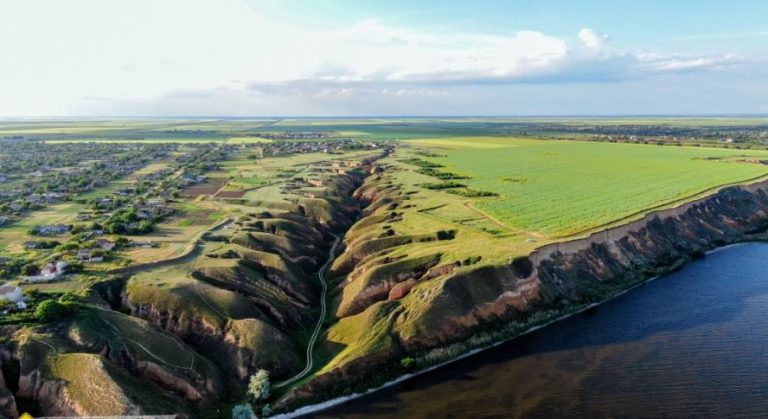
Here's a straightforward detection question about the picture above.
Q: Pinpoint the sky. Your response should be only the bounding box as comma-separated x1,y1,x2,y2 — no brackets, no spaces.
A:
2,0,768,116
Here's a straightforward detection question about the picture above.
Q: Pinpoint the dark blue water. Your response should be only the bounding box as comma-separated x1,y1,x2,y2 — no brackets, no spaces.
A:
316,243,768,418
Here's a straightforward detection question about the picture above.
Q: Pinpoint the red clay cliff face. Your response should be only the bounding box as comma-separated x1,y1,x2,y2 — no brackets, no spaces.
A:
278,181,768,412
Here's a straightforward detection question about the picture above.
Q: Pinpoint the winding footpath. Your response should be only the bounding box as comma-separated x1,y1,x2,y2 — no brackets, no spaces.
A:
108,217,233,275
276,234,340,389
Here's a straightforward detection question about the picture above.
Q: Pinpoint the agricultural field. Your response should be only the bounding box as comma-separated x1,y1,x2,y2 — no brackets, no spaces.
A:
6,117,768,417
407,137,768,237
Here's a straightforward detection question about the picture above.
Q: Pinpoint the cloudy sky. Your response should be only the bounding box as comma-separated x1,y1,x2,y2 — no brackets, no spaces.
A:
2,0,768,116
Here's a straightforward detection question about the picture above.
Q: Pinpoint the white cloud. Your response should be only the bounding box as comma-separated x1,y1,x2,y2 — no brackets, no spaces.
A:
0,0,753,115
578,28,607,50
638,53,743,72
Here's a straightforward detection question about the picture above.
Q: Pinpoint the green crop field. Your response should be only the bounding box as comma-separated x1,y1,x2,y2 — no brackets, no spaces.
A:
408,137,768,237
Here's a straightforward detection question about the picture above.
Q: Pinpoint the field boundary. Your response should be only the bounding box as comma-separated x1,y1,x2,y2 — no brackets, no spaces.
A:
110,217,232,275
548,172,768,241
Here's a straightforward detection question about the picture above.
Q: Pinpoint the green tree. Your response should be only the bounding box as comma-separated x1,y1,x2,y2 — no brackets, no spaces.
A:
247,369,271,402
137,220,154,234
34,300,72,322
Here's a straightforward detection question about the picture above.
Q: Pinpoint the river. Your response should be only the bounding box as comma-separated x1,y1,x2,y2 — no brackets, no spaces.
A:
313,243,768,418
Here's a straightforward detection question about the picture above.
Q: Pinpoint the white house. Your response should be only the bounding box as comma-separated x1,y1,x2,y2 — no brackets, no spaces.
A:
0,286,23,303
23,261,68,283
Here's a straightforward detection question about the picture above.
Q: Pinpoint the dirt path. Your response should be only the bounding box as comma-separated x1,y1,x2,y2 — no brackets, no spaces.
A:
275,235,340,389
110,217,232,275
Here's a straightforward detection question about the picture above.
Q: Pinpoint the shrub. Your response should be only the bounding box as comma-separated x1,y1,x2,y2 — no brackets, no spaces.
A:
400,357,416,371
55,242,79,252
34,300,74,322
418,182,466,190
231,403,254,419
21,264,39,276
247,369,271,402
446,188,498,197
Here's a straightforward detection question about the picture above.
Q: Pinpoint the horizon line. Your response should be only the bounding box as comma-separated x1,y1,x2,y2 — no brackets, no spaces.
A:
2,113,768,120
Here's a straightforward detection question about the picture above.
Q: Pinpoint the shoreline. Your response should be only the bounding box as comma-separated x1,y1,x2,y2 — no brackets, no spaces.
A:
274,241,753,418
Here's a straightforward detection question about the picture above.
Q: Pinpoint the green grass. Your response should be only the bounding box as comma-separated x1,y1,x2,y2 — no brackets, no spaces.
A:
409,137,768,237
226,136,273,144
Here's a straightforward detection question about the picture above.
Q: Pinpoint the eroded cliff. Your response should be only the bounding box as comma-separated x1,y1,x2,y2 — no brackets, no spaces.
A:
277,178,768,411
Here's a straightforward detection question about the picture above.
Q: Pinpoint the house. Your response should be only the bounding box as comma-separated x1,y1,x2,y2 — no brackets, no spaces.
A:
24,261,68,283
135,210,152,220
23,241,38,249
0,285,23,303
181,172,197,183
95,239,115,251
26,194,42,205
77,249,92,261
33,224,69,236
78,249,104,263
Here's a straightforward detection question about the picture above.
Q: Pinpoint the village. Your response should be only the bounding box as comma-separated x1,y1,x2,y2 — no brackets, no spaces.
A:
0,134,382,320
0,140,236,318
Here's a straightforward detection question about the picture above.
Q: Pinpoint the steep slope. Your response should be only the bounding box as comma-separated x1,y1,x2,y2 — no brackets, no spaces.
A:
277,171,768,411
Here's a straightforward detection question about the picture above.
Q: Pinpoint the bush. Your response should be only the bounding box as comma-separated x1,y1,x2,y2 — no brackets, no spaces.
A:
247,369,271,402
136,220,154,234
55,242,79,252
418,182,466,190
400,357,416,371
24,288,42,299
231,403,254,419
21,264,39,276
34,300,74,322
446,188,498,197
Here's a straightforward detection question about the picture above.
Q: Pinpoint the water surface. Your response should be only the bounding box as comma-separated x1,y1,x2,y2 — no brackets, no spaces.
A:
315,243,768,418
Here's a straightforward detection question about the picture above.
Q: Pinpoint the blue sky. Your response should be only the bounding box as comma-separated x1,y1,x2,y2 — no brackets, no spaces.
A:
1,0,767,116
261,0,768,48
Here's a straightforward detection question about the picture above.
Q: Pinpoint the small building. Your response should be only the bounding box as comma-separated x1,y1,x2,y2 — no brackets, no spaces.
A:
77,249,92,261
0,286,23,303
33,224,69,236
95,239,115,251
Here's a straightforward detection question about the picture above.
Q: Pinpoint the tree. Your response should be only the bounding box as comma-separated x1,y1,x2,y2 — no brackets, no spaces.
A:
247,369,271,402
21,263,39,276
137,220,153,234
231,403,254,419
261,404,271,417
34,300,71,322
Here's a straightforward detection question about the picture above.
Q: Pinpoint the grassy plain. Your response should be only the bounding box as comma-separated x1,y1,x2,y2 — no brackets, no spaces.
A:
407,137,768,237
